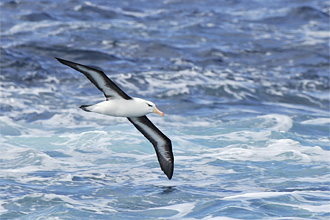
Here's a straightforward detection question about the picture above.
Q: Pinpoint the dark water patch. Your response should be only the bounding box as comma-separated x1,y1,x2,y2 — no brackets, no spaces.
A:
290,6,329,21
1,0,23,9
0,48,50,85
25,111,56,123
134,42,182,59
29,170,60,178
0,121,21,136
158,186,177,195
292,122,330,138
20,12,56,22
263,5,329,26
13,43,121,63
44,151,72,158
0,104,14,113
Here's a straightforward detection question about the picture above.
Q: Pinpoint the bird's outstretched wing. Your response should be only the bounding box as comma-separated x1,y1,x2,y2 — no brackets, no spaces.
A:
56,58,174,179
128,116,174,179
56,57,131,100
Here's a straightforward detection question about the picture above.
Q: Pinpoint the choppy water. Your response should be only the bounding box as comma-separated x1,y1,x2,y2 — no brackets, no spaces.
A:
1,0,330,219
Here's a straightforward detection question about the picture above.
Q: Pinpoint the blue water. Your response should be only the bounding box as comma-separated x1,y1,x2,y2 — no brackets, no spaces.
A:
1,0,329,219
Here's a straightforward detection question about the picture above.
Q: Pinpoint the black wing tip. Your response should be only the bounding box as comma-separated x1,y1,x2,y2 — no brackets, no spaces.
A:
55,57,106,76
80,105,92,112
55,57,65,63
159,148,174,180
55,57,76,67
165,166,174,180
164,142,174,180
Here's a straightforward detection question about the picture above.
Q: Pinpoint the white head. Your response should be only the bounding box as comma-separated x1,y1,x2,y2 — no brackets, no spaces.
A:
144,100,165,117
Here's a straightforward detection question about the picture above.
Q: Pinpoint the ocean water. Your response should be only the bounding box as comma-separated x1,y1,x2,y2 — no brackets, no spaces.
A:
1,0,329,219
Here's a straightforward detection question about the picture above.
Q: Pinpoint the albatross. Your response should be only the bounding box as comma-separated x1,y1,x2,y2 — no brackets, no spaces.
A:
56,58,174,180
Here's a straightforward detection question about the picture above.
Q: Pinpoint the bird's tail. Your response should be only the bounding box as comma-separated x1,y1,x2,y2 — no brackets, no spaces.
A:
80,105,93,112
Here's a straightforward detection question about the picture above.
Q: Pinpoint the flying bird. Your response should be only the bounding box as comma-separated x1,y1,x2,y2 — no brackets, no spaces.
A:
56,58,174,179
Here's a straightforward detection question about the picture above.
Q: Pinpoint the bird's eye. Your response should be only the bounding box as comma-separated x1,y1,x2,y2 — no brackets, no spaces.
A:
147,103,153,107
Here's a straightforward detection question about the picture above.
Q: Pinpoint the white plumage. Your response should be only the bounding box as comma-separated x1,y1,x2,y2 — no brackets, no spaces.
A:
81,98,161,117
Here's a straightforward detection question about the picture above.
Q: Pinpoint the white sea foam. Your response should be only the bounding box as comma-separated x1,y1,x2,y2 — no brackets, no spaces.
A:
81,1,165,19
301,23,330,45
0,146,61,176
200,114,294,144
120,68,257,100
225,191,330,215
4,192,117,216
0,201,7,214
301,118,330,125
204,138,329,163
149,202,196,219
257,114,293,132
224,191,291,200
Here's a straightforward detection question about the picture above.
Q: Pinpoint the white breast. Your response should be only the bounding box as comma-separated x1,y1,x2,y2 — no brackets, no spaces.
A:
87,98,151,117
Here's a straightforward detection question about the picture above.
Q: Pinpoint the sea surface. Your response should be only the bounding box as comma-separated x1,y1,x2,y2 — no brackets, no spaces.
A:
1,0,330,219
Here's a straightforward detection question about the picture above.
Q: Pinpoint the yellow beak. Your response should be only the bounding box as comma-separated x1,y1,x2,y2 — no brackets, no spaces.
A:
153,106,164,117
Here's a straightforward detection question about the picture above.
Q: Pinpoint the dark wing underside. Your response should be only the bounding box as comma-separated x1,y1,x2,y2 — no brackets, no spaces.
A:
127,116,174,180
56,57,131,100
